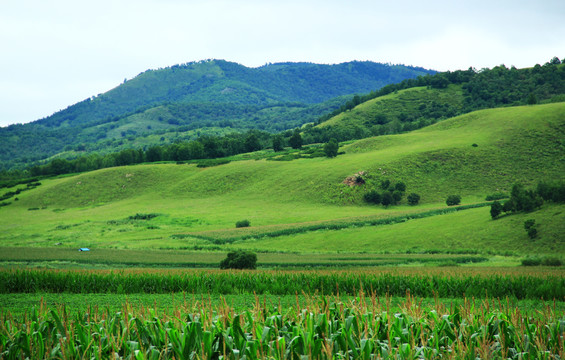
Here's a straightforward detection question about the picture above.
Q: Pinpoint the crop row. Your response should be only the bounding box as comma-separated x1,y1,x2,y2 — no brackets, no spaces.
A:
176,202,492,244
1,292,563,359
1,269,564,300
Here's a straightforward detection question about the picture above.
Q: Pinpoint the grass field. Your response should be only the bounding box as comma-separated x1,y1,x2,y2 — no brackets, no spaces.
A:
1,103,564,256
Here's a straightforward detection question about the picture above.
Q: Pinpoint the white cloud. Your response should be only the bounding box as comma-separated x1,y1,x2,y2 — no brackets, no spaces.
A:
0,0,563,126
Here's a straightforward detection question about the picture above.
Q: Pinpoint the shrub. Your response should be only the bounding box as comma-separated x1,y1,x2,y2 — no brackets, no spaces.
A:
446,195,461,206
521,258,541,266
128,213,159,220
541,257,562,266
394,182,406,192
392,190,403,204
381,192,393,207
219,250,257,270
407,193,420,206
524,219,537,239
485,192,508,201
363,190,381,204
235,219,251,228
490,200,503,219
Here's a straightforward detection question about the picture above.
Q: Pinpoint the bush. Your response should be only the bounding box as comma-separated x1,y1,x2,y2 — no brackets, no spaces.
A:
219,250,257,270
235,219,251,228
407,193,420,206
394,182,406,192
392,190,403,204
524,219,537,239
363,190,381,204
446,195,461,206
521,258,541,266
490,201,503,219
381,192,393,207
541,257,562,266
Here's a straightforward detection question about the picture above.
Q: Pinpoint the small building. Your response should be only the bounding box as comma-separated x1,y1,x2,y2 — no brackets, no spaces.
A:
78,248,90,252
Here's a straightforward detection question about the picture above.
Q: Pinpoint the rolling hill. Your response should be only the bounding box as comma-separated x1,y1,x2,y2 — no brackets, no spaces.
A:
0,60,434,170
1,102,563,256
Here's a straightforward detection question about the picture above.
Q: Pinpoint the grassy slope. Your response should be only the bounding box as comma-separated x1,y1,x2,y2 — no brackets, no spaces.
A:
1,103,563,255
316,85,464,132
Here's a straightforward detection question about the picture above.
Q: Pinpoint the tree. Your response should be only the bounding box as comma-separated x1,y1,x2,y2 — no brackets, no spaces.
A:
527,93,538,105
446,195,461,206
407,193,420,206
490,200,503,219
219,250,257,270
145,146,163,162
381,192,393,207
272,135,284,152
289,129,302,149
394,182,407,192
323,138,339,158
392,190,403,204
244,133,261,153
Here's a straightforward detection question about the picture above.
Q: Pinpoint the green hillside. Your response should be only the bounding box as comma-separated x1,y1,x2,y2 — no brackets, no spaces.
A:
1,103,563,256
303,60,565,144
0,60,433,170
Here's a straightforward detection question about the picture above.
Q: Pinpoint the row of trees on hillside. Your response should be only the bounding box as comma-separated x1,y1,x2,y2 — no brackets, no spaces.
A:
24,129,333,178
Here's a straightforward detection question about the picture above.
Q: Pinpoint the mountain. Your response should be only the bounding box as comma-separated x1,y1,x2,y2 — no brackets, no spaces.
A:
0,60,434,170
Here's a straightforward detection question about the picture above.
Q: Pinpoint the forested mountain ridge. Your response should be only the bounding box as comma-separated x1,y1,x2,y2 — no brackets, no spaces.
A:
0,60,434,170
302,58,565,143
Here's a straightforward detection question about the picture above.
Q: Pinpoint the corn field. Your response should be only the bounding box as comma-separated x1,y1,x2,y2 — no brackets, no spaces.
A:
1,291,563,359
1,269,564,300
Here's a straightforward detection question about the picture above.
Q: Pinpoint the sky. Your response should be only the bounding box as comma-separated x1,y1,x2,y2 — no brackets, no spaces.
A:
1,0,564,127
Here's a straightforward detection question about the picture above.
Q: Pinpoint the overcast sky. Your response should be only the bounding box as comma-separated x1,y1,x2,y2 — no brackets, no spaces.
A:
1,0,564,127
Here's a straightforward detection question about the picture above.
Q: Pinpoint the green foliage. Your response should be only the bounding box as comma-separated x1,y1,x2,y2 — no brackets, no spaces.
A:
522,257,563,266
503,184,543,213
536,180,565,203
128,213,159,221
244,133,261,153
1,290,563,359
490,200,503,219
306,58,565,145
219,250,257,270
1,268,563,299
521,258,542,266
394,181,407,192
541,257,562,266
323,138,339,158
446,195,461,206
524,219,538,239
381,192,393,207
363,190,381,204
407,193,420,206
235,219,251,228
288,129,303,149
272,135,284,152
